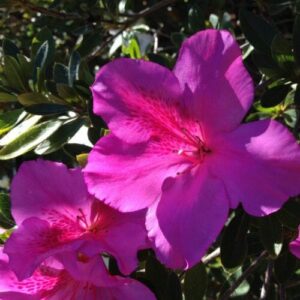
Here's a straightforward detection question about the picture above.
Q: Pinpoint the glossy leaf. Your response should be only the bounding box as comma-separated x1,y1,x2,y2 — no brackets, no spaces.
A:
184,263,207,300
68,51,81,86
0,109,26,135
53,63,69,85
274,251,297,283
259,215,283,258
293,15,300,64
25,104,69,115
221,213,249,269
0,119,62,160
261,85,290,108
0,193,15,229
0,92,18,103
33,41,49,83
0,115,41,146
277,200,300,230
18,92,49,106
271,34,295,75
34,118,84,155
3,56,27,92
145,255,182,300
239,9,278,54
2,39,19,58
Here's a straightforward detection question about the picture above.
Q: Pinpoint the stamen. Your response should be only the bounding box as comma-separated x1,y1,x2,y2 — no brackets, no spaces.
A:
76,209,89,228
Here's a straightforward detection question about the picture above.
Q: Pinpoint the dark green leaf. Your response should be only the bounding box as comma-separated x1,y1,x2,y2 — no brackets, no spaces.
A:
252,51,282,78
0,120,62,160
0,92,18,103
188,4,205,32
277,200,300,230
3,56,27,92
0,109,26,135
68,51,81,86
293,15,300,65
145,255,182,300
271,34,295,74
239,9,278,54
76,32,102,57
53,63,69,85
261,85,290,108
170,32,185,48
56,84,78,100
274,251,297,283
33,41,49,83
221,213,249,269
259,215,283,258
32,27,55,57
0,193,15,229
25,104,69,115
17,54,33,80
2,39,19,58
184,263,207,300
34,118,84,155
78,61,94,86
0,115,41,146
145,255,169,299
18,92,49,106
108,257,121,276
295,84,300,106
165,272,182,300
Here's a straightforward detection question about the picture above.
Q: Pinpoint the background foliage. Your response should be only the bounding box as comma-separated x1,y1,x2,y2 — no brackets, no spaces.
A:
0,0,300,299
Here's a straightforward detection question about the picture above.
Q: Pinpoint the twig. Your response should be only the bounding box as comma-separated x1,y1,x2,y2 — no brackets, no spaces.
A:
202,248,220,264
219,251,268,300
279,284,286,300
88,0,178,59
260,261,272,299
17,0,82,20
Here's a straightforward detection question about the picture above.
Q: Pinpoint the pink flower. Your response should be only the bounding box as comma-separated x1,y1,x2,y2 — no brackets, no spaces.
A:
0,249,156,300
84,29,300,269
289,226,300,259
4,160,149,280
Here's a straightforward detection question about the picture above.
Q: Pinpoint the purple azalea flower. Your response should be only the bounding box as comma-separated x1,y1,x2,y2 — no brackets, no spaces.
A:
4,160,149,280
84,29,300,269
289,226,300,259
0,249,155,300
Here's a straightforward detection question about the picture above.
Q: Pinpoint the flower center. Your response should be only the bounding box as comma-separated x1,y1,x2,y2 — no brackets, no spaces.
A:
76,205,108,235
177,128,211,164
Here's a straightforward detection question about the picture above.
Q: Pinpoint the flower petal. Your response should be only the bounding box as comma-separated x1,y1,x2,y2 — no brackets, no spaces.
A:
92,58,184,143
211,119,300,215
289,228,300,259
84,134,189,212
0,250,59,300
59,252,156,300
147,165,229,269
11,160,89,225
4,217,83,280
80,201,150,275
174,29,253,133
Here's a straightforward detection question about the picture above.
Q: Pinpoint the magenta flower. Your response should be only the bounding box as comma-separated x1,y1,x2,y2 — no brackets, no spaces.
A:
289,227,300,259
84,29,300,269
4,160,149,280
0,249,155,300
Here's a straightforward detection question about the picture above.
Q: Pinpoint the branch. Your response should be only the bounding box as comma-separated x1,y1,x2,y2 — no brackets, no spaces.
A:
259,261,272,299
17,0,82,20
220,251,268,300
202,247,220,264
88,0,178,59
